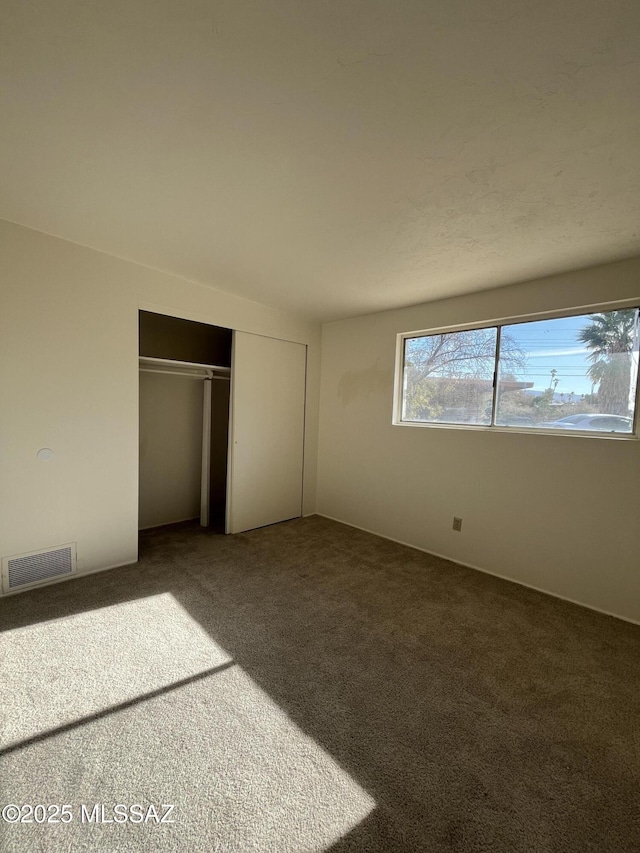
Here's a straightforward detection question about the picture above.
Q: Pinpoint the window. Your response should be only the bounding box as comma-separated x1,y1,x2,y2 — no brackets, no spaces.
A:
397,306,640,435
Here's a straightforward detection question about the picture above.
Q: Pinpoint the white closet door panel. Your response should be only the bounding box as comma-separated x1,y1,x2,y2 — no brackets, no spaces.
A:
227,333,306,534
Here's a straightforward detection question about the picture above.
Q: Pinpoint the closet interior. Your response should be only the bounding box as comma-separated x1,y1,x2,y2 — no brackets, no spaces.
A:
138,310,232,532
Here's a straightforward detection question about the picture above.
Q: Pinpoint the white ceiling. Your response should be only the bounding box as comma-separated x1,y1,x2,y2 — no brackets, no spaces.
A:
1,0,639,322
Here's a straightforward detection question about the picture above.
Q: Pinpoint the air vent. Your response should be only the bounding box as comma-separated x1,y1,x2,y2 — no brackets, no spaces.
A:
2,544,77,593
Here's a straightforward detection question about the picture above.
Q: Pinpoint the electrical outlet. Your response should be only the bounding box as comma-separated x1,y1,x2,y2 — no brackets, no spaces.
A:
452,516,463,532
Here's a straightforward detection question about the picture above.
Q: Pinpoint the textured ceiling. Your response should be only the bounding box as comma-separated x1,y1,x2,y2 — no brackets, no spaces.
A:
1,0,639,321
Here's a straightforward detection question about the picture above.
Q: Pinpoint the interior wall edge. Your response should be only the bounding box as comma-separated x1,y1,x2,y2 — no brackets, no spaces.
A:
0,558,138,599
320,256,640,335
138,516,200,532
316,514,640,628
137,299,318,346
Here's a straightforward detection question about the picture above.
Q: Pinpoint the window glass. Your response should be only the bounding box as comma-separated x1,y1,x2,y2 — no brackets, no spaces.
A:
495,309,638,433
398,306,639,435
402,328,497,425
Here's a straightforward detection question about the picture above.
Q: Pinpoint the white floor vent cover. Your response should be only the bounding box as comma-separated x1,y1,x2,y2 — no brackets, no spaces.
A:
2,544,77,593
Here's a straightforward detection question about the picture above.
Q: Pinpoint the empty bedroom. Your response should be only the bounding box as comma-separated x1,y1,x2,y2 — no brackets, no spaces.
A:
1,1,639,851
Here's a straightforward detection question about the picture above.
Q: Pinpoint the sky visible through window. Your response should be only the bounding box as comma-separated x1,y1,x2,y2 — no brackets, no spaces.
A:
505,314,606,397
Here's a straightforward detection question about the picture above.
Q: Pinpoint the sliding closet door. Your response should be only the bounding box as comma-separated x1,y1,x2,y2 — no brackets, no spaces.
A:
227,332,306,534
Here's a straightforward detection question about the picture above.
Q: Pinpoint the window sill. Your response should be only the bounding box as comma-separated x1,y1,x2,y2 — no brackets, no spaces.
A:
392,420,639,440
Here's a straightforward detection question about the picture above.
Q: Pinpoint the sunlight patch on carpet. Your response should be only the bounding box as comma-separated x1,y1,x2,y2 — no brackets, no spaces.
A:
0,592,232,747
0,593,375,851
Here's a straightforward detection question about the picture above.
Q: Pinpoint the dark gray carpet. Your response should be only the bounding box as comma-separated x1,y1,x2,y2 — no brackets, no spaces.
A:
1,515,639,852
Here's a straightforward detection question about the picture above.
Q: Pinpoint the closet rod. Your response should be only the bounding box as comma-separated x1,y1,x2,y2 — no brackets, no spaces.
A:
139,367,230,380
139,356,230,374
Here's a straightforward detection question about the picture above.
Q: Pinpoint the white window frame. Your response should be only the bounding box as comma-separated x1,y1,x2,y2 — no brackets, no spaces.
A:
393,299,640,439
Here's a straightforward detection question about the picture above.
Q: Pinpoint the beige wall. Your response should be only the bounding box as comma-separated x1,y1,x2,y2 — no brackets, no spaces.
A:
0,220,320,584
317,258,640,624
138,372,204,530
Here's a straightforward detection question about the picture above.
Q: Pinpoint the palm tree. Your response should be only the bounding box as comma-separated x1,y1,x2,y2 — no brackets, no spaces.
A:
577,310,637,415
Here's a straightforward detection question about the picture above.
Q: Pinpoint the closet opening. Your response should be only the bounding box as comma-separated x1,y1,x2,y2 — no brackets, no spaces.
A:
138,310,232,535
